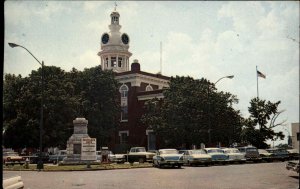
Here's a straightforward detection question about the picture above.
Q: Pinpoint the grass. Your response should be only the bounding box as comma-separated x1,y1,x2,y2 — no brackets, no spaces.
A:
3,163,153,171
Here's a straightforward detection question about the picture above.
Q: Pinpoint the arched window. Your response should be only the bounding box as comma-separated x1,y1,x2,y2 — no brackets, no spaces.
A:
119,84,129,121
146,84,153,91
119,84,129,97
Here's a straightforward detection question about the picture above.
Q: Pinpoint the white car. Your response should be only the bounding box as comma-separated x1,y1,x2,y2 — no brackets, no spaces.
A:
96,151,126,163
111,153,126,163
182,149,212,166
222,148,246,163
204,148,229,164
153,149,184,168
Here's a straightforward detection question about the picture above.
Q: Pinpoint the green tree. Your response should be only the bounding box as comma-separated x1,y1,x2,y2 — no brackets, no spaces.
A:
241,98,285,148
3,74,40,149
142,76,243,149
3,65,119,150
76,66,120,149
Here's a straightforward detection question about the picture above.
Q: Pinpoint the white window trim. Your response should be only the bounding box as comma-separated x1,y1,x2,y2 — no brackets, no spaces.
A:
146,84,153,91
119,83,129,93
119,130,129,136
146,129,154,135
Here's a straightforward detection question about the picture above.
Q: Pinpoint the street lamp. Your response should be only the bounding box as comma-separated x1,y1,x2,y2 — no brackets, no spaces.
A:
281,125,292,147
208,75,234,146
8,42,45,170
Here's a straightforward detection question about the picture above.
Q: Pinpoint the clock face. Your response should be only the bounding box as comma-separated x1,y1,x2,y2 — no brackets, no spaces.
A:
101,33,109,44
121,34,129,45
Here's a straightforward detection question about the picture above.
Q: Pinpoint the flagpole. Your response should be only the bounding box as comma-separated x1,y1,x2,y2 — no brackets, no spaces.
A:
256,65,259,98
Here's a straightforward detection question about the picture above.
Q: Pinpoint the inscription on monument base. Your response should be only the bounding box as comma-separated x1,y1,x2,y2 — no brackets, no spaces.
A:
81,138,96,161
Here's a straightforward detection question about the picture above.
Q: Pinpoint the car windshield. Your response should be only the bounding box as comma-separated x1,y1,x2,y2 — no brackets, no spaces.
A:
191,150,206,154
246,148,257,152
207,149,223,153
160,150,178,154
136,148,146,152
4,152,19,156
225,149,240,153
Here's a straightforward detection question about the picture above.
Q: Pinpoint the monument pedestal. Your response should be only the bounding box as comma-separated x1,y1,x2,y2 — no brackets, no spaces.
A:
63,118,94,164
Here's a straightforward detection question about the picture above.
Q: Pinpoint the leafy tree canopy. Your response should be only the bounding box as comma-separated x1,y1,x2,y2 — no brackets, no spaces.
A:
241,98,286,149
3,65,119,150
142,76,243,149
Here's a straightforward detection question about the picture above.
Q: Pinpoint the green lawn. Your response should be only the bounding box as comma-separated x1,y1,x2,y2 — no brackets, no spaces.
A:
3,163,153,171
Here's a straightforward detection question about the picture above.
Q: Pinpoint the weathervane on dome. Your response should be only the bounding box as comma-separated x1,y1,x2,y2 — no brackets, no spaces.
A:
114,1,117,11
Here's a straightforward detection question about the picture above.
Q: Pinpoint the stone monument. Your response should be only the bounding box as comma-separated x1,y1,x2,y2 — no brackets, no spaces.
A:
63,117,96,164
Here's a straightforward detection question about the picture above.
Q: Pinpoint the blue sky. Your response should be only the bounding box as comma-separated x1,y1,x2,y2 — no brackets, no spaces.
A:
4,1,299,146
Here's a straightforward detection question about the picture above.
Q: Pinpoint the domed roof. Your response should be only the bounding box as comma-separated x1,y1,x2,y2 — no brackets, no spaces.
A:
110,11,120,17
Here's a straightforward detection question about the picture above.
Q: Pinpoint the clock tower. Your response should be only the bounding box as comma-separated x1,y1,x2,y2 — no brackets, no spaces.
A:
98,8,132,73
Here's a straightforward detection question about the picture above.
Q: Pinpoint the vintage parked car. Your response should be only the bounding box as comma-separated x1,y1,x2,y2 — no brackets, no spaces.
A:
182,149,212,166
266,148,289,162
96,150,126,163
49,150,67,164
124,147,156,163
258,149,274,162
204,148,229,164
3,151,26,166
222,148,246,164
286,149,299,160
286,160,299,173
27,152,50,164
237,146,262,163
153,149,184,168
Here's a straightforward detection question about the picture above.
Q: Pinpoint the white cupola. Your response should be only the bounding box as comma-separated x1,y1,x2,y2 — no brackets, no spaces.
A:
97,8,132,73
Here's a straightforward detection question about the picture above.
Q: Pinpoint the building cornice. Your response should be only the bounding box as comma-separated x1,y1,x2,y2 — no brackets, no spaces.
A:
116,73,169,88
137,92,164,101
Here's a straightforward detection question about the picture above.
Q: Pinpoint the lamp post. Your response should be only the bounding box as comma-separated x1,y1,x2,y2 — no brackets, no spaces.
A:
281,126,292,147
8,42,44,170
207,75,234,146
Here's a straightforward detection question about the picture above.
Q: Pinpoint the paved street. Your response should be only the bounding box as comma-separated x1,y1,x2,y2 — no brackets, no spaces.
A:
3,162,299,189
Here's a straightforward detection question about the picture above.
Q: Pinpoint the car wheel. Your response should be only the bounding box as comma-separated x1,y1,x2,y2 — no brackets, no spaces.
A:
158,163,162,168
139,158,145,163
178,164,182,169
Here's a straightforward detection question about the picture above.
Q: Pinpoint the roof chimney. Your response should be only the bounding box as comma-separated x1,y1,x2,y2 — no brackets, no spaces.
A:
131,59,140,72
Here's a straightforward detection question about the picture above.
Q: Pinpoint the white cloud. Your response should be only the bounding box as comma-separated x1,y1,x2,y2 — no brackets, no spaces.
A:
218,1,265,36
5,1,72,26
5,1,32,26
86,20,108,34
35,2,72,22
77,50,99,71
83,1,107,13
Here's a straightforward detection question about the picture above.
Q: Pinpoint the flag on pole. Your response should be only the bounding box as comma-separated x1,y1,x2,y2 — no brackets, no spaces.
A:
257,70,266,79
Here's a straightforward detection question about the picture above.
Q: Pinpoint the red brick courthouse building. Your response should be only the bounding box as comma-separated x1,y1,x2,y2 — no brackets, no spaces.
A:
97,10,170,152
